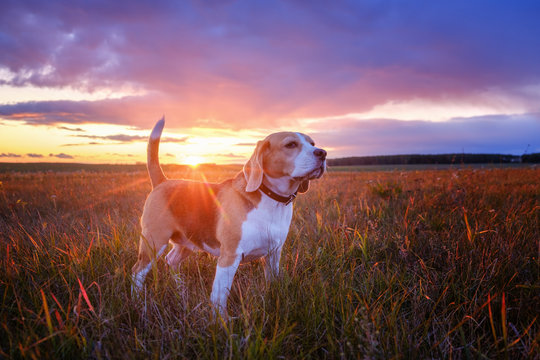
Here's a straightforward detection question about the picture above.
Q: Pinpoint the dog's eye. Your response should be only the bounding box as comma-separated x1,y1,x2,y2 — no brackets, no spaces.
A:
285,142,297,149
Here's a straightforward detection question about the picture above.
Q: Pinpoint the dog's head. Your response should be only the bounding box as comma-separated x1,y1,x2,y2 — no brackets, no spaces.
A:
243,132,326,193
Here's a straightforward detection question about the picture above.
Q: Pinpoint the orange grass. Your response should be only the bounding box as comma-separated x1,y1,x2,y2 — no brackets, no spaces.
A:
0,166,538,358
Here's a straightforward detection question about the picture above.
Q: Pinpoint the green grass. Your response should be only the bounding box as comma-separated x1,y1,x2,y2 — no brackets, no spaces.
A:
0,167,538,358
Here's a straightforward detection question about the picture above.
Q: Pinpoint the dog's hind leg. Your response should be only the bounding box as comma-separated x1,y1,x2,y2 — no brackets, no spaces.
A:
166,233,193,271
131,229,170,295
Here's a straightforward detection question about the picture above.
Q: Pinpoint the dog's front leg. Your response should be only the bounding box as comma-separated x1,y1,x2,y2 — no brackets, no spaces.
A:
210,254,241,317
263,246,283,283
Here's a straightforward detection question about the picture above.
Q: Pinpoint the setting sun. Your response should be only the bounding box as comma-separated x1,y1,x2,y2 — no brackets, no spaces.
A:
183,155,205,167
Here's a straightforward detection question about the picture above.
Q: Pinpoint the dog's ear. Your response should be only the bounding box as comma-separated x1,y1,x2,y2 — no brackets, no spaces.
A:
298,180,310,193
243,140,267,192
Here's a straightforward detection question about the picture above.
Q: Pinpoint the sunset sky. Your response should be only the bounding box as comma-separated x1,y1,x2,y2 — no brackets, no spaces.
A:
1,0,539,165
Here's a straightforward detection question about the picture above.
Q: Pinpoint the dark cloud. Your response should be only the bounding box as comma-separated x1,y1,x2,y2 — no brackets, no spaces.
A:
26,153,44,158
0,153,21,158
49,153,74,159
58,126,85,132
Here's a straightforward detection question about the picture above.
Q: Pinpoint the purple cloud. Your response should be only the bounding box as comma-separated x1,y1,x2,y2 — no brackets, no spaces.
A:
26,153,44,158
61,142,101,147
313,113,540,157
0,153,21,158
1,1,539,127
49,153,74,159
73,133,188,143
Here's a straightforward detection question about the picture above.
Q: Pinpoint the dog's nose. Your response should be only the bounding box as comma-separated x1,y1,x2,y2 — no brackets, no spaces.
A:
314,148,327,160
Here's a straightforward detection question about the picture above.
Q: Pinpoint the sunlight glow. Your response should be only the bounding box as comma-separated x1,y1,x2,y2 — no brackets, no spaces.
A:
0,120,258,164
183,156,205,167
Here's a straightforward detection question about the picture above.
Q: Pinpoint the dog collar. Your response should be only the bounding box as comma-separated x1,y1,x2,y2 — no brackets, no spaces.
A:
258,183,297,205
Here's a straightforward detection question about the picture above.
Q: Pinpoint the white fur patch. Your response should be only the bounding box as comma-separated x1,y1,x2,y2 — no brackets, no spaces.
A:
238,195,293,261
133,261,152,291
291,132,320,178
210,258,241,314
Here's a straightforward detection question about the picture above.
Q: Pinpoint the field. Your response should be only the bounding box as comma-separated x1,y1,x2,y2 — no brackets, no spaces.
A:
0,166,538,359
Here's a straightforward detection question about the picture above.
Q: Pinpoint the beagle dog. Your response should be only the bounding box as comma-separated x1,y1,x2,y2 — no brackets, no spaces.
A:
132,118,326,316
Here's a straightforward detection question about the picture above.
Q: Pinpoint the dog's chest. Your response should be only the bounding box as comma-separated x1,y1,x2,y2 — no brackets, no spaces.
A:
237,196,293,260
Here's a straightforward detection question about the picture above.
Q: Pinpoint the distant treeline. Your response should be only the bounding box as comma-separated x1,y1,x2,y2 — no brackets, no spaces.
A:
1,153,538,173
328,153,540,166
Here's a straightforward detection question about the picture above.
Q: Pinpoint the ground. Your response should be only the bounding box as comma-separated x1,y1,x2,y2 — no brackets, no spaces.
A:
0,165,538,358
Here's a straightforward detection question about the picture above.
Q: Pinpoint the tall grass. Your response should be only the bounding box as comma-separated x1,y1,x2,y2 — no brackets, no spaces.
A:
0,167,538,358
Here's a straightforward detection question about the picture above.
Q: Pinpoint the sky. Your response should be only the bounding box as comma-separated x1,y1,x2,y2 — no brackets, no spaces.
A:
1,0,539,165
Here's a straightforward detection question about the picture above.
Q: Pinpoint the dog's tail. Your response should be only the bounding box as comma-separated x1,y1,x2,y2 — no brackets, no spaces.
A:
147,117,167,188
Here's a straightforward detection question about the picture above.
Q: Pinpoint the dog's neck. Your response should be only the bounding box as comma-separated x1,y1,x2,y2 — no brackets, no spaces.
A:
262,175,299,197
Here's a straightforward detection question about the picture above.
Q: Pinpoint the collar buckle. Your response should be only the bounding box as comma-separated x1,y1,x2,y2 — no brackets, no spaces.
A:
285,193,296,205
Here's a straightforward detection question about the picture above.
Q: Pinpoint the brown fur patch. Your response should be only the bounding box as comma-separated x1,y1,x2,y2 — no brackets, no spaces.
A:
161,180,222,249
243,140,268,192
262,132,302,177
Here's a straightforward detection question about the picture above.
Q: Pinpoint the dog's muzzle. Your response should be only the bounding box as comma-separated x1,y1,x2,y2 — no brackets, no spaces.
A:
294,161,326,181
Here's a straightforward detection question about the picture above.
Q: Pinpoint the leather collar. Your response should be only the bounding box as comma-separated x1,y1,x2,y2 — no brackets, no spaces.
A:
258,183,297,205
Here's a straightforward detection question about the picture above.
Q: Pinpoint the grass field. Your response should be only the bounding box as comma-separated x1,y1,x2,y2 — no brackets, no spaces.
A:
0,167,538,359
